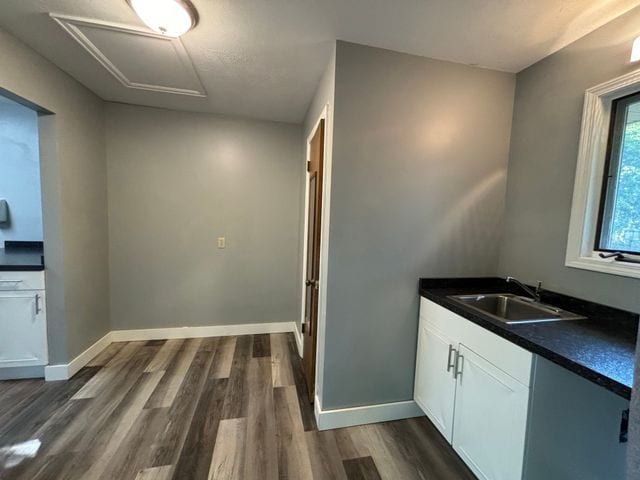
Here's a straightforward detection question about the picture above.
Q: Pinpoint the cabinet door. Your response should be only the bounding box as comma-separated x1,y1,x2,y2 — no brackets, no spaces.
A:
414,321,457,441
452,344,529,480
0,292,47,367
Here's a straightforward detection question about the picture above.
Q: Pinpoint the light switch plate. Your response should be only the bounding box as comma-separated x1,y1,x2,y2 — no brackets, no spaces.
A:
217,237,225,249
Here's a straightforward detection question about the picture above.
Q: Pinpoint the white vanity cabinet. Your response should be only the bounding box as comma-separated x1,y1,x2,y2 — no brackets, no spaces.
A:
415,297,533,480
0,271,47,367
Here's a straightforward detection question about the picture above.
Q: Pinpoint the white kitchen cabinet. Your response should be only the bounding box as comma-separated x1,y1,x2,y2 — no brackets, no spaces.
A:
415,297,532,480
414,322,457,441
0,271,47,368
452,344,530,480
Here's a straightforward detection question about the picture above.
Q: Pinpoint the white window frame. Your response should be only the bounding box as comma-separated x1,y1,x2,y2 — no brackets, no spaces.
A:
566,68,640,279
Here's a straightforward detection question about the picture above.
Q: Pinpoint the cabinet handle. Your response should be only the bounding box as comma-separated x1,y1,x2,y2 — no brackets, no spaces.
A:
35,294,41,314
446,345,456,372
620,409,629,443
454,353,464,380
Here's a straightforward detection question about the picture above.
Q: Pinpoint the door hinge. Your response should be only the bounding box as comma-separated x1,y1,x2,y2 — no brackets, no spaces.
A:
301,322,306,334
306,161,311,172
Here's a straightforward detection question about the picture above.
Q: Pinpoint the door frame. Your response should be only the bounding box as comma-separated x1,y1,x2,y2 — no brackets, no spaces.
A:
297,103,333,405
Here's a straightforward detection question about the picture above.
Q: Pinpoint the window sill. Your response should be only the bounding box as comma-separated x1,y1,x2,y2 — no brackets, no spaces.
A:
566,255,640,280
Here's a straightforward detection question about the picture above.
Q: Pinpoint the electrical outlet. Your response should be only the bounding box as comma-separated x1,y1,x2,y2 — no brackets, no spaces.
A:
217,237,226,249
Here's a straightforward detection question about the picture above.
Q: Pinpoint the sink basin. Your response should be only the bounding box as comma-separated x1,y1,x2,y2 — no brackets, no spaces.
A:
448,293,586,324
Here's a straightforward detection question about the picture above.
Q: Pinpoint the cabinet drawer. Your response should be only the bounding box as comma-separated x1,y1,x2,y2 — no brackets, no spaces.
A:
0,271,45,291
420,296,468,339
420,297,533,386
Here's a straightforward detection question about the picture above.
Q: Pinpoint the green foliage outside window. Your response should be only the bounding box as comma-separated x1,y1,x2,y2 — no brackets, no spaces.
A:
607,120,640,252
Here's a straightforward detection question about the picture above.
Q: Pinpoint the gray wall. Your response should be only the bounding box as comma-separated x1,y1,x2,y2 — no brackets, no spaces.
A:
497,9,640,315
491,11,640,478
105,103,303,330
631,327,640,479
322,42,515,409
304,44,336,140
0,96,42,241
0,27,110,363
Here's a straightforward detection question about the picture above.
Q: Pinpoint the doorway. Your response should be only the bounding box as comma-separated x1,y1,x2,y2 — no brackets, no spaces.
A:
302,118,325,400
0,88,52,380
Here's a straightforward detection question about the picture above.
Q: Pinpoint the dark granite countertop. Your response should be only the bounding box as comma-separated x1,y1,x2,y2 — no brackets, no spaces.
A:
419,277,639,399
0,241,44,271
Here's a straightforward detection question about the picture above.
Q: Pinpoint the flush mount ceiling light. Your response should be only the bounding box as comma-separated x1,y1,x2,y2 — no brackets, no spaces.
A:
631,36,640,62
128,0,198,37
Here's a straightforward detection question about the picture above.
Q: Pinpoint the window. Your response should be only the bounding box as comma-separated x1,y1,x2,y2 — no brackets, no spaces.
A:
566,70,640,278
595,92,640,256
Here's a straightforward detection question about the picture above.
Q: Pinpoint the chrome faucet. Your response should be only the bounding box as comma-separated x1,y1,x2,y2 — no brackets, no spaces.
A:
506,276,542,302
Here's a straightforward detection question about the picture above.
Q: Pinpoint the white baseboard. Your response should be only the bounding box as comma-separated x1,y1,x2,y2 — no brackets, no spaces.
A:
45,331,113,381
314,394,424,430
294,323,303,357
43,321,295,381
110,321,295,342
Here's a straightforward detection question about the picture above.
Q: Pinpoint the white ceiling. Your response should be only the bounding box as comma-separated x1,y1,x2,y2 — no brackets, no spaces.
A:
0,0,639,123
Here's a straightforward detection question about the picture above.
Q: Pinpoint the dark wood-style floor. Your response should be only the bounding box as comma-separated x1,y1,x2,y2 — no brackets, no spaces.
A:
0,333,475,480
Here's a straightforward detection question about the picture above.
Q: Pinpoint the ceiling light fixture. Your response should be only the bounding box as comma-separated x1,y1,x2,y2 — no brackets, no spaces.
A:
631,36,640,62
128,0,198,37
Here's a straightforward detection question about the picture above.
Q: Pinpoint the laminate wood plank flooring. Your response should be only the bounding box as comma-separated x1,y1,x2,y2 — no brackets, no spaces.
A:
207,418,246,480
0,333,476,480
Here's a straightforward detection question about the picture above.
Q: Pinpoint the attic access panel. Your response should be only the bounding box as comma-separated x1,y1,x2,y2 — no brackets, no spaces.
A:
51,14,206,97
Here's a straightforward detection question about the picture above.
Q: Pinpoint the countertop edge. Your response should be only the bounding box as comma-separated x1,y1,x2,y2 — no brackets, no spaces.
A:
0,265,45,271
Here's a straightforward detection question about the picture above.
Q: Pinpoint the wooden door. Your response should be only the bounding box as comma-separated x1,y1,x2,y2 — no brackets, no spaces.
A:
302,119,324,400
414,321,458,442
452,344,529,480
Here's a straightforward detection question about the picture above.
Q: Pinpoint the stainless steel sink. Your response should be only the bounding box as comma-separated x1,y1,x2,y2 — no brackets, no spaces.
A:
448,293,586,324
